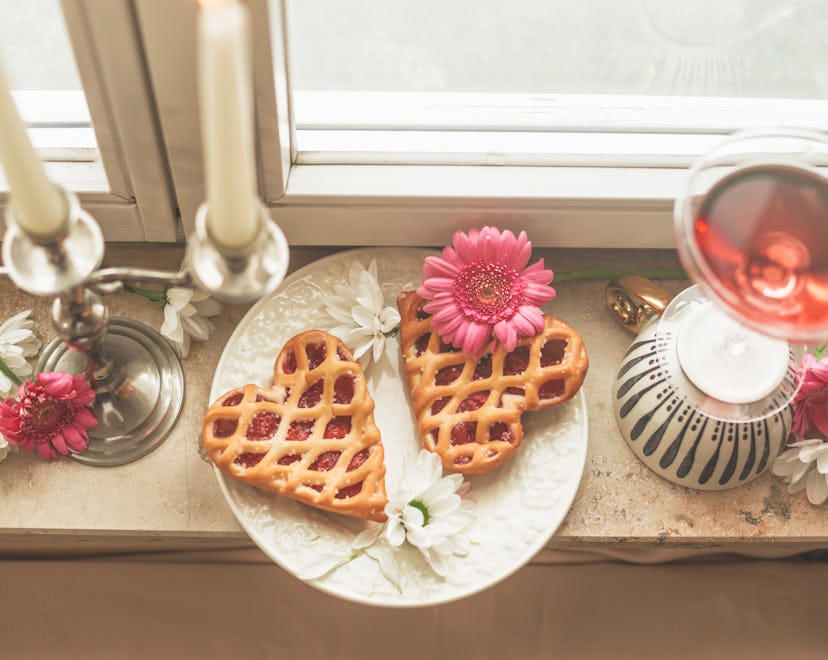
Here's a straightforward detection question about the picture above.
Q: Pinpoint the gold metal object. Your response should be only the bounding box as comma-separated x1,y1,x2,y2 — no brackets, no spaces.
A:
605,274,674,333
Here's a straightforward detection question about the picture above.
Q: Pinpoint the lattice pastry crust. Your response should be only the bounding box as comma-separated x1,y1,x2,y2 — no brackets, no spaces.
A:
398,291,589,474
203,330,388,522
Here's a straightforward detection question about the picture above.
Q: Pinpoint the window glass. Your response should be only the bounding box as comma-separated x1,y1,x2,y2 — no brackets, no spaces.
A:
0,0,83,91
285,0,826,98
0,0,94,156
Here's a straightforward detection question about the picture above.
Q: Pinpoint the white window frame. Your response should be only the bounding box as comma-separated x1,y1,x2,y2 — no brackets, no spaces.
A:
0,0,178,242
139,0,828,249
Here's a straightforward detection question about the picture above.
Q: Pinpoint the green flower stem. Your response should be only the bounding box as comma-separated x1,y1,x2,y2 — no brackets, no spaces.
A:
554,268,687,282
122,282,168,303
0,355,22,388
814,343,827,360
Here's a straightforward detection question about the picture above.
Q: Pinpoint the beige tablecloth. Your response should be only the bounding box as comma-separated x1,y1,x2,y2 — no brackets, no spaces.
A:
1,554,826,659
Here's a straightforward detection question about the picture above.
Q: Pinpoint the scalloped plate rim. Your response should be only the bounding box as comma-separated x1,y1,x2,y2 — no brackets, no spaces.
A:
208,247,589,607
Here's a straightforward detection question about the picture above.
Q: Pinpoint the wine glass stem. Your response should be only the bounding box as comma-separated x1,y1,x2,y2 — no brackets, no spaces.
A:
723,319,749,356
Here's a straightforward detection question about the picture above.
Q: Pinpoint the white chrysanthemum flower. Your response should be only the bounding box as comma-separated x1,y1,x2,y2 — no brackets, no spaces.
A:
325,260,400,366
0,434,14,462
297,523,400,590
0,310,41,398
384,450,475,576
772,439,828,506
160,288,223,358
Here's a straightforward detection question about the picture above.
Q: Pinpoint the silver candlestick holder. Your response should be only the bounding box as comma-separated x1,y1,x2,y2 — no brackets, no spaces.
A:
1,188,289,466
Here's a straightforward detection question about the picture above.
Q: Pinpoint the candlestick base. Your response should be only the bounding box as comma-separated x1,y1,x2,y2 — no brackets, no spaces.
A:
36,317,184,467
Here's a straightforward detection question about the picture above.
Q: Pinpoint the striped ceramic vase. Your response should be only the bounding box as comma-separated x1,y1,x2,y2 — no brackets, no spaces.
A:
613,321,792,490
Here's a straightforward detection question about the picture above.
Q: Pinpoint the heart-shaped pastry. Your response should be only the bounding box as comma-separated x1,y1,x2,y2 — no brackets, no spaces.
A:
397,291,589,474
202,330,388,521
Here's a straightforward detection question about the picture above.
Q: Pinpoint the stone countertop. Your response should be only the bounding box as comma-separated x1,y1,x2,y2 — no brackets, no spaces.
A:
0,245,825,556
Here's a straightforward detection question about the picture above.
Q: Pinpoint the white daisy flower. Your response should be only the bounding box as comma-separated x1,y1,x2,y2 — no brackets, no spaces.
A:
160,288,223,358
325,260,400,366
0,434,14,462
297,523,401,590
772,439,828,505
384,450,475,576
0,310,41,398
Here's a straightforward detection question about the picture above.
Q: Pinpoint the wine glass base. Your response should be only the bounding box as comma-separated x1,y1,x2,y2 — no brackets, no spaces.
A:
657,286,803,423
36,317,184,466
675,300,790,404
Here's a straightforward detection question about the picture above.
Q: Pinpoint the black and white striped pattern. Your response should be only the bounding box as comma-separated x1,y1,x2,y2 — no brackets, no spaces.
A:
613,335,792,490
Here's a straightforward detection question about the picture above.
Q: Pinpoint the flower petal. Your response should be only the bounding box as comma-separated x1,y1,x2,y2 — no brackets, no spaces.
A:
462,322,491,358
422,255,460,279
297,552,354,581
493,319,518,351
806,468,828,505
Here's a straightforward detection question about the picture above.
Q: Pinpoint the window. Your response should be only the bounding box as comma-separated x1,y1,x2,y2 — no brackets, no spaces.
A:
56,0,828,248
276,0,828,248
0,0,177,241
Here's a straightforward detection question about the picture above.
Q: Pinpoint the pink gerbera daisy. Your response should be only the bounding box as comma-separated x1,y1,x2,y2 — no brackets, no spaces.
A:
417,227,556,356
0,371,98,460
791,353,828,438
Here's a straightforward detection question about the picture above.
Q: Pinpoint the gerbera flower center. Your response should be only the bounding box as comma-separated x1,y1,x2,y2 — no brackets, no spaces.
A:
19,385,74,443
453,261,525,323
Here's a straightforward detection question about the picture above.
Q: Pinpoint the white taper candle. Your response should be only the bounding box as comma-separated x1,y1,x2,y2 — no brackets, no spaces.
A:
0,62,66,239
197,0,260,251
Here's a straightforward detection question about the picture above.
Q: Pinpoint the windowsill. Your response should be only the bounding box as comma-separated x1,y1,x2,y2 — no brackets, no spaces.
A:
1,244,825,558
273,164,683,249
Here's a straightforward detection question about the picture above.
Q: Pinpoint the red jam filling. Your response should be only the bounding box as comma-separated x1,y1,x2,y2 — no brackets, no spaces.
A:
323,416,352,439
299,381,324,408
450,422,477,445
222,391,244,407
541,339,567,367
287,419,314,441
416,306,430,320
414,333,430,356
539,379,565,400
503,346,530,376
212,418,238,438
426,430,438,448
306,342,327,369
234,452,264,468
309,450,341,472
431,397,450,415
277,454,301,465
246,412,281,441
347,449,370,471
505,387,525,396
454,455,471,465
458,390,489,412
333,376,355,404
473,356,492,380
282,351,297,374
335,483,363,499
435,365,463,385
439,341,461,353
489,421,514,443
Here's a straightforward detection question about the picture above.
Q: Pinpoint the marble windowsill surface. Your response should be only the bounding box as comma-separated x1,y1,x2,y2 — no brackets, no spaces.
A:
0,245,825,559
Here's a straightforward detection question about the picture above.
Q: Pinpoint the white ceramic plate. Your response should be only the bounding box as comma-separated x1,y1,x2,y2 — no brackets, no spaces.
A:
209,248,588,607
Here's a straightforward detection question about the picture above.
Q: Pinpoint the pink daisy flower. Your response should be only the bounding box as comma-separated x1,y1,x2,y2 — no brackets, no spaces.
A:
417,227,556,356
792,353,828,438
0,372,98,460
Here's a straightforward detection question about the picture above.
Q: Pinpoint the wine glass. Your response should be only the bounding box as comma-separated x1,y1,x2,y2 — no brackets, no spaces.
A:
670,128,828,422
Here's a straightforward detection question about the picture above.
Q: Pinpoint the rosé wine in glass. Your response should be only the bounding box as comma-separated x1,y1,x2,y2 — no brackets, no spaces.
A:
692,165,828,340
